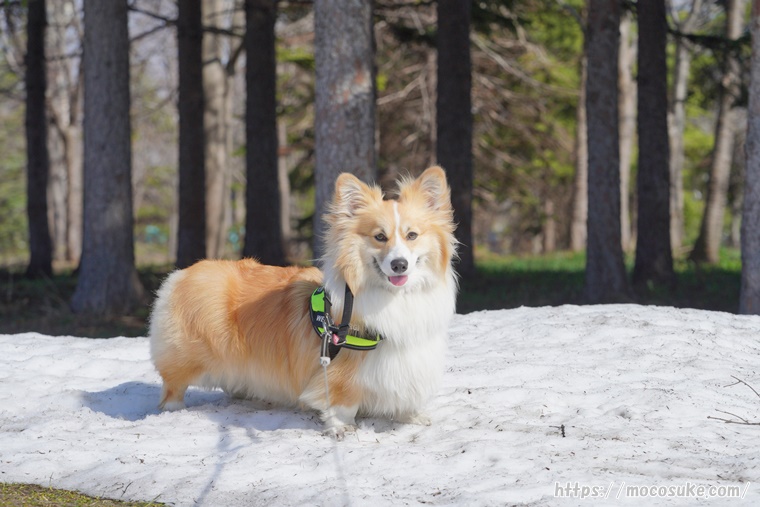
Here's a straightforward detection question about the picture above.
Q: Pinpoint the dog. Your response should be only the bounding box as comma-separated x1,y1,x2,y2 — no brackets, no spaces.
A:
149,166,458,438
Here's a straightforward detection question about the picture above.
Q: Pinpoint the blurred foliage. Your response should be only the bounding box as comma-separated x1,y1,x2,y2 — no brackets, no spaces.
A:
0,56,26,264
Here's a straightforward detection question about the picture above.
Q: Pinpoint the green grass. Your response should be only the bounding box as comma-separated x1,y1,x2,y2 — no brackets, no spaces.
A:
457,249,741,314
0,483,161,506
458,251,587,313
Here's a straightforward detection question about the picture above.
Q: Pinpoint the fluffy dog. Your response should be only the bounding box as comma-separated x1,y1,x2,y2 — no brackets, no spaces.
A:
149,166,458,437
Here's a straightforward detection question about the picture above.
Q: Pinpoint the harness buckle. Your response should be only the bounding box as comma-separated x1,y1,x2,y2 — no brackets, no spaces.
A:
331,324,349,346
310,285,382,362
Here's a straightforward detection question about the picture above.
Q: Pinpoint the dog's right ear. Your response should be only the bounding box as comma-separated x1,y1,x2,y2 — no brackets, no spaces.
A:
332,173,376,216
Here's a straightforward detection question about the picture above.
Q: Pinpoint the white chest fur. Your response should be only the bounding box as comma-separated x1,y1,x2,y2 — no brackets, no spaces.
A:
325,274,456,418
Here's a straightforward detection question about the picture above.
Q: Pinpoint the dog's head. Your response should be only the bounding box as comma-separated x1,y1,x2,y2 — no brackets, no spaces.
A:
323,166,458,293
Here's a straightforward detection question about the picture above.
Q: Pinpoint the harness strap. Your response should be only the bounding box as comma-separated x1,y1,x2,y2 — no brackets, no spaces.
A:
338,284,354,342
322,289,341,361
310,285,382,361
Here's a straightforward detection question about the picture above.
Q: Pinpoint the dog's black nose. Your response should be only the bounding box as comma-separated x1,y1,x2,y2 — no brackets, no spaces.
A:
391,258,408,273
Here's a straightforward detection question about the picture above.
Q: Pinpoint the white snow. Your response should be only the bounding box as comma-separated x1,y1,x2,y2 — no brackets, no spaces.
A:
1,305,759,506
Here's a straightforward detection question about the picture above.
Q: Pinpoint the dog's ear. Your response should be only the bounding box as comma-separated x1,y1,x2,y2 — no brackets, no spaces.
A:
400,165,452,211
332,173,377,216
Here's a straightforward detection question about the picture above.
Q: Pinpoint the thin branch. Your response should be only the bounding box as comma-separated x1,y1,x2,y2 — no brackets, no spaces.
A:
375,0,434,8
226,38,246,75
715,409,751,424
204,25,244,38
130,24,172,44
127,4,174,25
707,413,760,426
472,34,575,97
709,376,760,426
726,376,760,400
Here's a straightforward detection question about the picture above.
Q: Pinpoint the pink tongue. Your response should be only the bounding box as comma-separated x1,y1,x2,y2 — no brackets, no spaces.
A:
389,275,408,287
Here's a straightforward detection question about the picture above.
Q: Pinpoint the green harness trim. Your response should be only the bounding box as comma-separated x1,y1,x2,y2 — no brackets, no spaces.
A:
310,286,382,356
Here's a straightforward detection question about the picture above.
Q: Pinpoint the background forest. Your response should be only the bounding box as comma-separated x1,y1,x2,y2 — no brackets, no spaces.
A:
0,0,759,326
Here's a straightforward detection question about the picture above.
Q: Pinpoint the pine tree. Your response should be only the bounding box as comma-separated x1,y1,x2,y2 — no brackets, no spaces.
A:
584,0,629,302
71,0,143,315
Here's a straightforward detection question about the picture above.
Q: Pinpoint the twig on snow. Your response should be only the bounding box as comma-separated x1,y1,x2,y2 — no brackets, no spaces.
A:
708,377,760,426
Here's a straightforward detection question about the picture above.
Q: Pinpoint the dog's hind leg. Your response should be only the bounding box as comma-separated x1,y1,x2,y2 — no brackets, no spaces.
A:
395,412,432,426
156,361,203,411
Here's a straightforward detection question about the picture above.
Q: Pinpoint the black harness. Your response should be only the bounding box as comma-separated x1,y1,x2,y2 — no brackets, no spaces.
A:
309,285,383,361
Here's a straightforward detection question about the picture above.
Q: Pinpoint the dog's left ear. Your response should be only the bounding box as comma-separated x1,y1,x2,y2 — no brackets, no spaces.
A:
401,165,452,211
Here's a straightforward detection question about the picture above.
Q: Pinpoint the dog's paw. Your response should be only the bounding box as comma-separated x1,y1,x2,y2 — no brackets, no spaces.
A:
159,400,186,412
319,404,358,439
397,413,432,426
323,424,357,440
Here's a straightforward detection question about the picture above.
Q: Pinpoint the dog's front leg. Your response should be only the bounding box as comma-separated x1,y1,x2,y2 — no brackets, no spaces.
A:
321,404,359,440
300,361,362,439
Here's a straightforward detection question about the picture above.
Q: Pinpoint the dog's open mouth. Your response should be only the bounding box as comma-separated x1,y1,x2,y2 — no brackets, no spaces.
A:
373,258,409,287
389,275,408,287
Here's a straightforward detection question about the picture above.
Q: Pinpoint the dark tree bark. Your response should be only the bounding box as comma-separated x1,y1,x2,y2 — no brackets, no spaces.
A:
584,0,629,303
437,0,474,276
176,0,206,268
313,0,376,261
71,0,143,315
633,0,675,288
242,0,286,265
24,0,53,278
741,0,760,314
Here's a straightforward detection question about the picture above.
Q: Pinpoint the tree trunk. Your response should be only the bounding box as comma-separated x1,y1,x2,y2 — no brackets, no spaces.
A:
202,0,232,260
633,0,675,288
24,0,53,278
668,0,704,255
64,123,83,264
242,0,286,265
542,199,556,253
729,123,746,247
313,0,376,261
72,0,143,315
741,0,760,314
570,54,588,252
176,0,207,269
47,128,67,262
278,122,292,258
46,0,83,265
437,0,474,276
618,11,636,252
691,0,745,264
584,0,629,303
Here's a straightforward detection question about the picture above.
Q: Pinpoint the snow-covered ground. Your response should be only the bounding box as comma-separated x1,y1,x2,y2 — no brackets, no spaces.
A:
1,305,759,506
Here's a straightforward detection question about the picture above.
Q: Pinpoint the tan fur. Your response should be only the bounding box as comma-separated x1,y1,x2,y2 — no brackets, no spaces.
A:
151,259,365,411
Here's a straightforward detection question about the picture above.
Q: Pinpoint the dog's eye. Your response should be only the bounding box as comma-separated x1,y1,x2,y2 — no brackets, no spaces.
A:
406,232,418,241
374,233,388,242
